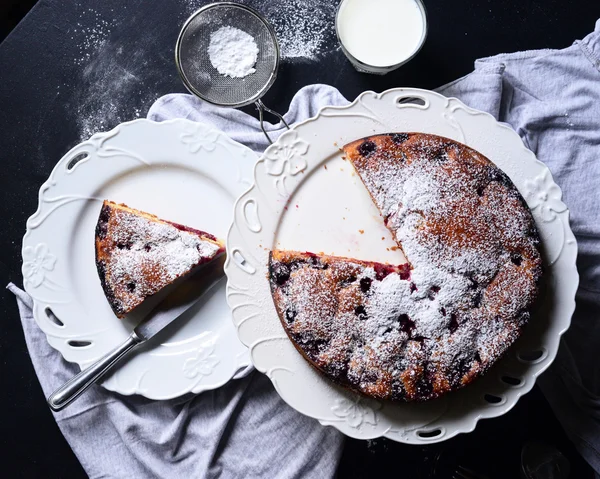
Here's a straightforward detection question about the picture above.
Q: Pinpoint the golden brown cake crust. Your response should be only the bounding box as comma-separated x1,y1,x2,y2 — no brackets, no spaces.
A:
95,201,224,317
269,133,542,402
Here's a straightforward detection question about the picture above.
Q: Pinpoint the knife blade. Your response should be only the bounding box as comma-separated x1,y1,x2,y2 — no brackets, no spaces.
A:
47,254,226,412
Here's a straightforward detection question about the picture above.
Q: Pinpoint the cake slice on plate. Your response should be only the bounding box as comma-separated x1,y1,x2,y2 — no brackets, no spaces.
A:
95,200,225,318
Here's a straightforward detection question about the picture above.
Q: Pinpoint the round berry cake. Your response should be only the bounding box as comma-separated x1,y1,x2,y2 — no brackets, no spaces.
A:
269,133,542,402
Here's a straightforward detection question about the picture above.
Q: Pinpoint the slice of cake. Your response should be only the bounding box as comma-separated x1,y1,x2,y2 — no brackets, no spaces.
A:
95,200,225,317
269,133,542,402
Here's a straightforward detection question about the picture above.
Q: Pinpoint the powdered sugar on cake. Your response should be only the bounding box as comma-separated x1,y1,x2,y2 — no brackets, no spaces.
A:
108,214,219,311
95,202,223,316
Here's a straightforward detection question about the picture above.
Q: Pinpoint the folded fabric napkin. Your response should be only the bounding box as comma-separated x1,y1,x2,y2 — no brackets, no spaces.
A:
9,18,600,478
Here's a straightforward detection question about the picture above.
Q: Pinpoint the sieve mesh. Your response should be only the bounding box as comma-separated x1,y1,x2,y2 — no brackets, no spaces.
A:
176,3,279,107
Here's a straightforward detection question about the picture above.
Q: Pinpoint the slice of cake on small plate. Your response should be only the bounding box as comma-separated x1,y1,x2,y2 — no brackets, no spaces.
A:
95,200,225,318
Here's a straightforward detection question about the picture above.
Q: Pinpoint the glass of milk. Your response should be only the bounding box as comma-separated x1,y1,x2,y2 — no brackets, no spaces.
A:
336,0,428,74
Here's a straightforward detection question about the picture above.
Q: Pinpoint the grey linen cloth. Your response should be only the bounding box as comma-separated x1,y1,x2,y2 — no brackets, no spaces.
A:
9,18,600,478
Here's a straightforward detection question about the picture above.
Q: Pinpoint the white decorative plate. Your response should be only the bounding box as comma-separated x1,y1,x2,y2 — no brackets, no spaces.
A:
23,118,256,399
225,88,578,443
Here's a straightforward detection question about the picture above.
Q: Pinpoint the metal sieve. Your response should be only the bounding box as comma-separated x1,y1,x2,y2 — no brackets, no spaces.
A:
175,2,289,143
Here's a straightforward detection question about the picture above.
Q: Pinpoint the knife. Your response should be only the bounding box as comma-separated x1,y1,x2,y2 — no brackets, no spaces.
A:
47,255,226,412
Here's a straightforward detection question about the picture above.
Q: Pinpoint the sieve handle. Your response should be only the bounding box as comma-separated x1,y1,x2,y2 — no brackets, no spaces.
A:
256,99,290,144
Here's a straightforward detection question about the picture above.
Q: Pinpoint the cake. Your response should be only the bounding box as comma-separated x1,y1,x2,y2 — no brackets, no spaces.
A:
95,200,225,318
269,133,542,402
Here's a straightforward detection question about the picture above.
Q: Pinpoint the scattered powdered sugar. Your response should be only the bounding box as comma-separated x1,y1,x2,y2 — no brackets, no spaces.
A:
70,1,336,143
183,0,338,61
69,7,158,142
74,54,152,142
259,0,338,60
71,8,113,66
208,26,259,78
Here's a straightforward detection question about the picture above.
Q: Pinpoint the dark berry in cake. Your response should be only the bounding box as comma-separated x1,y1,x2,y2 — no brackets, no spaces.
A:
358,140,376,157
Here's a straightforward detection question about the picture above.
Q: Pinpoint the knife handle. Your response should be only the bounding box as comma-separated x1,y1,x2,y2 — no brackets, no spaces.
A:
47,332,144,412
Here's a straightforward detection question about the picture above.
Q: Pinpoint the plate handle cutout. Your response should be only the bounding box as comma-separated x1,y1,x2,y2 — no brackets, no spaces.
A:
517,348,547,364
242,199,262,233
416,428,443,439
66,152,89,171
231,248,256,275
45,307,64,327
501,375,523,386
395,95,428,109
68,340,92,348
483,394,504,405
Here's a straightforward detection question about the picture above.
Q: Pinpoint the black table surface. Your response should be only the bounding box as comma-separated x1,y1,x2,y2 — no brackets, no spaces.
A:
2,1,599,477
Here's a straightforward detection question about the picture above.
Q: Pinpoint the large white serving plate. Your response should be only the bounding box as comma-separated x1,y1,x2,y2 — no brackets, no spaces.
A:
23,118,255,399
225,88,578,443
